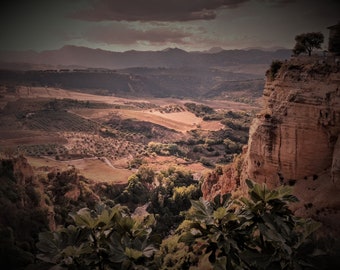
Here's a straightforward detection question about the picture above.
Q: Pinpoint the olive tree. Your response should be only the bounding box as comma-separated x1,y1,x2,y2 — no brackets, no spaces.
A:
293,32,324,56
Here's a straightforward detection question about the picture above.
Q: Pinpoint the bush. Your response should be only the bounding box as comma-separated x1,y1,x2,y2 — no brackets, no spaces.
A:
36,204,157,270
169,180,323,270
267,60,283,80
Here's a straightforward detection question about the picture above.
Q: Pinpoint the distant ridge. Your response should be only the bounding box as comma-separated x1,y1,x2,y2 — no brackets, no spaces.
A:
0,45,291,70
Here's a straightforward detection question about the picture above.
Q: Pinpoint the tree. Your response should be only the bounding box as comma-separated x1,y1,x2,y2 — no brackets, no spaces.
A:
293,32,324,56
171,180,323,270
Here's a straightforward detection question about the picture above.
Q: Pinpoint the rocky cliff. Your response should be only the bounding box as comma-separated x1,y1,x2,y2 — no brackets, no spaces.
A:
243,56,340,185
203,55,340,234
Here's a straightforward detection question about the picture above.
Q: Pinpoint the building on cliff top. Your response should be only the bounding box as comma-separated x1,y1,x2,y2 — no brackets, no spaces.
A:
327,22,340,54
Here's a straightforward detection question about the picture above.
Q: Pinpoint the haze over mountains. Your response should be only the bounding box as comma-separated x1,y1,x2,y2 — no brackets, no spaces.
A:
0,46,291,98
0,45,291,70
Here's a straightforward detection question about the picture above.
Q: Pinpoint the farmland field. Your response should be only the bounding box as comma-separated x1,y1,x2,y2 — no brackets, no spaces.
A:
0,85,259,184
26,156,132,184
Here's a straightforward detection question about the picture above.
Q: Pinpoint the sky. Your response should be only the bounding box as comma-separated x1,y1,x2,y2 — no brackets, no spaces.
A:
0,0,339,52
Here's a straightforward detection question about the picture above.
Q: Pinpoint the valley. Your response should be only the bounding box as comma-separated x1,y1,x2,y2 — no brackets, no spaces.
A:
1,1,339,268
1,53,339,270
0,85,258,184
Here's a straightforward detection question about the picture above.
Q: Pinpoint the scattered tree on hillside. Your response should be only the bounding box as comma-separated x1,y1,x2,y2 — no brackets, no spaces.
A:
293,32,324,56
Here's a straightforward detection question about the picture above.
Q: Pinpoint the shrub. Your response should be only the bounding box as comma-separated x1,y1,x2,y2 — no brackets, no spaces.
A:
267,60,283,80
36,204,157,270
172,180,322,270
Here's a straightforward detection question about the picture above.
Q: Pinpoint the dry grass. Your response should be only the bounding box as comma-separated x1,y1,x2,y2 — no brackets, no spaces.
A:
1,86,258,184
117,110,200,132
67,158,132,184
27,156,132,184
15,86,151,105
0,130,66,147
199,120,224,131
72,107,225,133
14,86,259,111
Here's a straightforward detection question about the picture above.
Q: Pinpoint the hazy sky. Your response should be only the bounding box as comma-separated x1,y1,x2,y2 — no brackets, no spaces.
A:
1,0,339,52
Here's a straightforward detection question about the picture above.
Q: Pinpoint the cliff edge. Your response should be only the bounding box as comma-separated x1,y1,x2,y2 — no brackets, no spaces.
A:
243,56,340,184
203,55,340,234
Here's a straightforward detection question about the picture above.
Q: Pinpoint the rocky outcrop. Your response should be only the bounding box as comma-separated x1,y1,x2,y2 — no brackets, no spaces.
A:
202,153,245,201
242,56,340,187
203,55,340,234
242,56,340,234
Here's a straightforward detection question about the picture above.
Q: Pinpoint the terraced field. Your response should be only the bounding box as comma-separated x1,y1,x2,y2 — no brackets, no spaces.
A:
0,86,259,184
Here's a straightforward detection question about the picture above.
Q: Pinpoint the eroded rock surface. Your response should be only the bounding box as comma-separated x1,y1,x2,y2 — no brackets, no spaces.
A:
243,56,340,187
203,56,340,235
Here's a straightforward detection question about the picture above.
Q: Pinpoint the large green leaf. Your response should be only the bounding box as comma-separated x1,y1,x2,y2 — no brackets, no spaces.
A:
108,233,126,263
213,207,227,220
125,247,143,260
62,244,92,257
240,249,273,269
36,232,61,255
69,208,96,229
245,179,254,189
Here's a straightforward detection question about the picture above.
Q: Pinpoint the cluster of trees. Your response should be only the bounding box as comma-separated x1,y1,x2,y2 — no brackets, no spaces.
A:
116,166,202,235
184,102,215,117
0,157,50,268
175,110,252,165
147,142,183,156
1,155,339,269
34,180,333,270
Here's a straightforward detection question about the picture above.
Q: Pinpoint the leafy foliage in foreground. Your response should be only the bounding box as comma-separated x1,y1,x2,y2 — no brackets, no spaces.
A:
160,180,322,270
36,204,157,270
36,180,326,270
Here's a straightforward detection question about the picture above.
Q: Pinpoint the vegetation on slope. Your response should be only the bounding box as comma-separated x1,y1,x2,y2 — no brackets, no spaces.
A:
1,156,338,269
1,97,254,169
35,180,332,270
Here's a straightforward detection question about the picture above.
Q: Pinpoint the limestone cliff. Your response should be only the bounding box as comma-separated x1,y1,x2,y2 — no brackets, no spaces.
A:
203,55,340,234
243,56,340,186
242,56,340,233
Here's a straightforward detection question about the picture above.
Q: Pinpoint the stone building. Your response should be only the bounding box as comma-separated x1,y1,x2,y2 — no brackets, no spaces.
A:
328,22,340,54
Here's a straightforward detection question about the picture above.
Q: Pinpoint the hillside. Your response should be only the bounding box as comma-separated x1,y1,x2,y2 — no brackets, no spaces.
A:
1,54,340,269
0,67,263,99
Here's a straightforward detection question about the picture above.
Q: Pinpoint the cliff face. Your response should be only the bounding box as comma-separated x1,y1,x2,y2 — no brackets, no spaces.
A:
203,56,340,233
242,56,340,233
243,57,340,187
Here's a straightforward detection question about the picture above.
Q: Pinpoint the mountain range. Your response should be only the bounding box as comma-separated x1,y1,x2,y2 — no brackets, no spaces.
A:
0,45,291,70
0,46,292,98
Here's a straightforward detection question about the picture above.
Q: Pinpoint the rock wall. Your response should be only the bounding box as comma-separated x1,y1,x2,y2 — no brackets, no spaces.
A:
202,55,340,234
242,56,340,187
241,56,340,234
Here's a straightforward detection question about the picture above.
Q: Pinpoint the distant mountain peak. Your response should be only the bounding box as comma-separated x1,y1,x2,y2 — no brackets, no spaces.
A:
206,47,225,53
161,47,187,53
